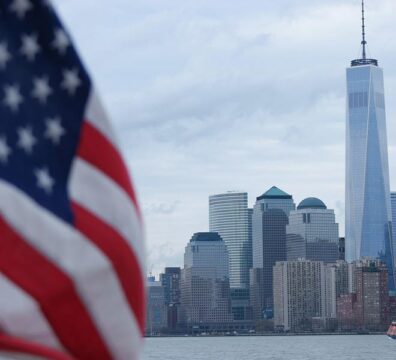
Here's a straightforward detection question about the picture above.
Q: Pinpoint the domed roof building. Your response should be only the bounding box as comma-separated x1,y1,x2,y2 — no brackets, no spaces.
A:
297,197,327,210
286,197,339,264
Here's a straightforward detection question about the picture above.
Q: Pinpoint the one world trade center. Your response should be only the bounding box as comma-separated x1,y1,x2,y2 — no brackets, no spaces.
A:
345,1,394,289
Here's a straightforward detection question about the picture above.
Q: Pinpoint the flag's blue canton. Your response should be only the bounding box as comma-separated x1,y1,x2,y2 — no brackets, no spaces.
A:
0,0,91,222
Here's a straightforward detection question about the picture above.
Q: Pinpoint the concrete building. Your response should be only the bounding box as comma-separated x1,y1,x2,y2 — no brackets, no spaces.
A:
286,198,339,264
209,192,252,289
273,260,326,332
325,261,351,319
337,293,357,330
180,232,233,332
250,186,295,320
345,3,394,289
146,276,167,335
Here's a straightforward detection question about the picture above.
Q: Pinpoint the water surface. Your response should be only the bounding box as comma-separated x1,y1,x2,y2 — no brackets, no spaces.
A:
144,335,395,360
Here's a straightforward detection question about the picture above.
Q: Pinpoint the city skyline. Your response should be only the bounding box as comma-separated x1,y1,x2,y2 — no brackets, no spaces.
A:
51,0,396,275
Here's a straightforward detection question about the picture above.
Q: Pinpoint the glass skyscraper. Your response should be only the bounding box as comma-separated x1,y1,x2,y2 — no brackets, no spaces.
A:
209,192,252,289
345,3,394,288
250,186,295,318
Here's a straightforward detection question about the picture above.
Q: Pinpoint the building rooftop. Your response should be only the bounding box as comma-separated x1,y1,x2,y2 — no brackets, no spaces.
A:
190,232,222,243
297,197,327,210
257,186,292,201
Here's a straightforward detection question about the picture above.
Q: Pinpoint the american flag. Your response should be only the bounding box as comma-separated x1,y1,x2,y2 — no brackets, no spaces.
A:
0,1,145,359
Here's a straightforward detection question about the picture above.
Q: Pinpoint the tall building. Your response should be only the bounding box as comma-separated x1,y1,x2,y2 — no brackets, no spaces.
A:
250,186,295,319
354,259,389,331
286,198,339,263
273,260,326,332
146,276,167,335
160,267,181,330
392,192,396,263
209,192,252,289
325,261,351,319
345,2,394,288
180,232,233,331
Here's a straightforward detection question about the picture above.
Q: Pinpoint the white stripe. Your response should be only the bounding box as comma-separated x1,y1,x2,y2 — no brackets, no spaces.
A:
0,353,44,360
0,181,143,360
0,275,62,351
85,91,118,147
69,158,145,272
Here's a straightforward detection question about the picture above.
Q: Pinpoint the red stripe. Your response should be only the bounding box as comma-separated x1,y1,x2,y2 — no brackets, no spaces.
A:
77,121,141,217
72,202,145,333
0,216,113,360
0,334,75,360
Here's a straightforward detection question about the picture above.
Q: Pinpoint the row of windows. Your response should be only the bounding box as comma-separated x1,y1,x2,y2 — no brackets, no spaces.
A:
348,92,385,109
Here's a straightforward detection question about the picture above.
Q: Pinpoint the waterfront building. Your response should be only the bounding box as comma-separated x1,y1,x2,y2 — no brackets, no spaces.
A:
180,232,233,332
345,2,394,289
160,267,181,330
146,276,167,335
286,198,339,263
325,261,351,319
273,260,326,332
209,192,252,290
337,293,357,331
354,259,389,331
392,192,396,264
250,186,295,320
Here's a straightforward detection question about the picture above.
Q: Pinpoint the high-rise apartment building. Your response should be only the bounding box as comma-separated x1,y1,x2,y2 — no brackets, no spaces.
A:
250,186,295,319
354,259,389,331
209,192,252,289
273,260,326,332
180,233,233,331
286,198,339,264
345,2,394,288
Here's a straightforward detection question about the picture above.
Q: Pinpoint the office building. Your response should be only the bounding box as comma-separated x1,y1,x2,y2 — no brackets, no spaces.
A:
160,267,181,330
146,276,167,335
209,192,252,289
180,232,233,331
286,198,339,263
345,2,394,288
392,192,396,264
273,260,326,332
250,186,295,319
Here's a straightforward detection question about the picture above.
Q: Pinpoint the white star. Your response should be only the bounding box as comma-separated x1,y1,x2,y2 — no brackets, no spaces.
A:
20,33,40,61
45,117,65,144
35,167,54,194
0,136,11,164
17,126,36,154
31,77,52,104
9,0,33,19
0,42,12,70
52,29,70,54
61,68,81,95
3,84,24,112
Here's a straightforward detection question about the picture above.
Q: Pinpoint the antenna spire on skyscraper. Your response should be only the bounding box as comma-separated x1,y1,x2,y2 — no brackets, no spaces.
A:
361,0,367,59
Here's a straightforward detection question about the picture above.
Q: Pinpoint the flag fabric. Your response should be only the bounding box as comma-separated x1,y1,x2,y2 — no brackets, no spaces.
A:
0,1,145,359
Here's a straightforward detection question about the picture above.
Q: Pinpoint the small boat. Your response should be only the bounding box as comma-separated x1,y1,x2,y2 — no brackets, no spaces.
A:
387,321,396,340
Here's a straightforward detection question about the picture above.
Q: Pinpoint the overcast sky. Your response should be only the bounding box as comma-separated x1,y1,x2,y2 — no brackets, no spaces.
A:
53,0,396,275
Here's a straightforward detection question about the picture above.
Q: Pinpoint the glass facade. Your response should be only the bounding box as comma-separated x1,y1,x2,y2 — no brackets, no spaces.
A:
209,192,252,289
251,186,295,316
345,63,394,289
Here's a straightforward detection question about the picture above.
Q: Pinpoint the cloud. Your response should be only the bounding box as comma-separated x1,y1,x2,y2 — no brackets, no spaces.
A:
53,0,396,276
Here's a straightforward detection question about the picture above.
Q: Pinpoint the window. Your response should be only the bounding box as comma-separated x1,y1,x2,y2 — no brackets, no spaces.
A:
348,92,368,108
